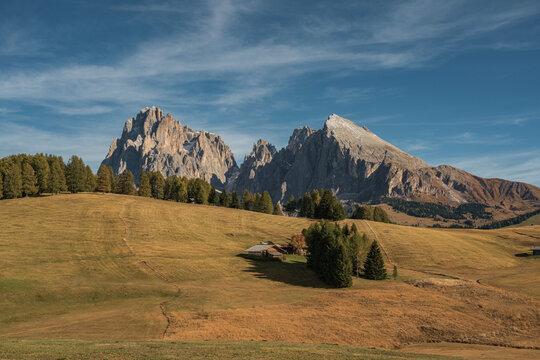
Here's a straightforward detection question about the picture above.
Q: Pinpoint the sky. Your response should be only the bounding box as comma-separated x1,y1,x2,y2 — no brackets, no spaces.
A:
0,0,539,186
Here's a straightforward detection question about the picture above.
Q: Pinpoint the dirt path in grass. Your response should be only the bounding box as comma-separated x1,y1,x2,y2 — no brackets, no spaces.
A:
118,199,178,339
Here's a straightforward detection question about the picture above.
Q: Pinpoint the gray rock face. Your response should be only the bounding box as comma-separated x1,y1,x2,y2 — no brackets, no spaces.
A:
228,114,540,208
102,106,237,187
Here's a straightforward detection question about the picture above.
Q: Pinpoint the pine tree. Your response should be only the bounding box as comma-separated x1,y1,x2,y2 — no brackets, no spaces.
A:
31,154,50,194
106,166,116,193
260,191,274,214
188,178,209,204
3,162,22,199
117,171,135,195
149,172,165,199
373,207,390,223
96,164,112,193
351,223,358,234
252,193,263,212
273,203,282,215
138,171,151,197
230,191,240,208
208,186,219,205
300,192,315,218
49,159,67,194
22,163,38,196
284,195,296,212
329,240,353,288
174,181,188,202
66,155,86,193
392,265,398,280
241,190,252,210
164,176,177,200
219,189,229,207
328,197,346,220
364,240,387,280
84,165,96,192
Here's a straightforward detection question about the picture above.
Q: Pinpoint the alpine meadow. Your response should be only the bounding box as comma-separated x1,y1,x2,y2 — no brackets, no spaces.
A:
1,1,540,359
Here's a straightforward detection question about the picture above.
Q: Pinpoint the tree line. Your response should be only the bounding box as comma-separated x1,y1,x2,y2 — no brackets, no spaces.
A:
0,154,94,199
385,198,491,220
303,221,387,288
350,205,391,223
479,208,540,229
284,189,346,221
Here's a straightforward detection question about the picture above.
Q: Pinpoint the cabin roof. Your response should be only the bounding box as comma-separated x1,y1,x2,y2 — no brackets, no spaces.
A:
245,244,275,252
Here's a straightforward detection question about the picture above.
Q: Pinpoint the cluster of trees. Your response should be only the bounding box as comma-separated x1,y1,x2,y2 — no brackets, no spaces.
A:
385,199,491,220
351,205,391,223
303,221,386,287
0,154,94,199
479,208,540,229
94,166,283,215
284,190,345,221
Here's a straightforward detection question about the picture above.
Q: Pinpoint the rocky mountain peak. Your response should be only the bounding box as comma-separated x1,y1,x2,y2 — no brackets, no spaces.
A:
101,107,237,188
287,126,315,153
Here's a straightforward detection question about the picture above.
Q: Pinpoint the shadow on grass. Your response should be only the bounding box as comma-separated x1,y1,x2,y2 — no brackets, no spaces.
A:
515,252,540,258
237,254,330,289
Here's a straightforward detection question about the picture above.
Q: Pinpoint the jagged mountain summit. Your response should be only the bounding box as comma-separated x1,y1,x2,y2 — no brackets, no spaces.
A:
227,114,540,209
101,106,237,187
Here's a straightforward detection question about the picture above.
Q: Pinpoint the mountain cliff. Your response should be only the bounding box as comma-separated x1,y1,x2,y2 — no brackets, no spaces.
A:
227,114,540,210
101,106,237,187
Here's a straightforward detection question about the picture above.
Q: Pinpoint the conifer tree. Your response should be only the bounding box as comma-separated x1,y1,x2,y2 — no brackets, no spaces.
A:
149,172,165,199
392,265,398,280
373,207,390,223
208,186,219,205
138,171,151,197
219,189,229,207
3,162,22,199
329,240,353,288
260,191,274,214
22,162,38,196
31,154,50,194
300,192,315,218
273,203,282,215
164,176,177,200
230,191,240,208
66,155,86,193
84,165,96,192
351,223,358,234
106,166,116,193
364,240,387,280
117,171,135,195
284,195,296,212
96,164,112,193
188,178,208,204
328,197,346,220
241,190,252,210
252,193,263,212
49,159,67,194
174,180,188,202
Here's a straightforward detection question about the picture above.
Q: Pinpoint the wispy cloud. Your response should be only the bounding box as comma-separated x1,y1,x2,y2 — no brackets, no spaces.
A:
446,132,513,145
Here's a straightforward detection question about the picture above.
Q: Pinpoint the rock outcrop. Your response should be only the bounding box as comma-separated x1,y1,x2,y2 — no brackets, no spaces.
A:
101,106,237,187
227,114,540,209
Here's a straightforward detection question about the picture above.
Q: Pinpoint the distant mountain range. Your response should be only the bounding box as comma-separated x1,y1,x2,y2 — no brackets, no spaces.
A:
102,107,540,211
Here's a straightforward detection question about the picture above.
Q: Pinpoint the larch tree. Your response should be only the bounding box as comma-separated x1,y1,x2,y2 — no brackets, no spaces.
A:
219,189,230,207
96,164,112,193
138,171,151,197
22,162,38,196
230,191,240,209
48,159,67,194
208,186,219,205
31,154,50,194
3,162,22,199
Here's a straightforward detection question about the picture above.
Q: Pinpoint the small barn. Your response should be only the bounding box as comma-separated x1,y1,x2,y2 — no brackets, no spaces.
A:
532,246,540,255
245,242,283,258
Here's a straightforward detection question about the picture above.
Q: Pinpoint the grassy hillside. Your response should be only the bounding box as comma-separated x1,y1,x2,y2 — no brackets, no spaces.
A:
0,194,538,358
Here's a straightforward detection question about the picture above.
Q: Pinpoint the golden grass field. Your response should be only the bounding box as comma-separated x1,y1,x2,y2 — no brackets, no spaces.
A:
0,193,539,359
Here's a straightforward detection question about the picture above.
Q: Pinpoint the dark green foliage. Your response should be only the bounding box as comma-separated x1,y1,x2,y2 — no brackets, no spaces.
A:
96,164,112,193
116,171,136,195
392,265,398,280
297,189,345,220
351,223,358,234
273,203,282,215
187,178,210,204
3,162,22,199
219,189,230,207
385,199,491,220
208,186,219,205
241,190,252,210
300,193,315,218
21,162,38,196
255,191,274,214
162,176,188,202
284,195,296,212
66,155,87,193
148,172,165,199
364,240,387,280
230,191,240,209
303,221,353,288
138,171,151,197
31,154,50,194
352,205,390,223
480,208,540,229
48,158,67,194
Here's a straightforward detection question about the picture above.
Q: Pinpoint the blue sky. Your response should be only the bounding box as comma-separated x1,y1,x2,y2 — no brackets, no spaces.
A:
0,0,539,186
